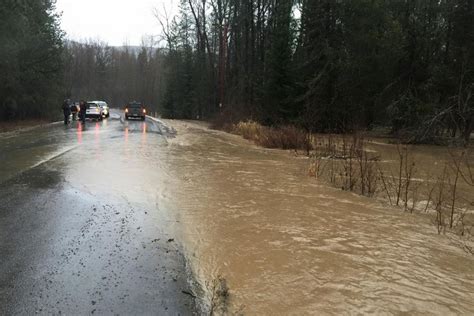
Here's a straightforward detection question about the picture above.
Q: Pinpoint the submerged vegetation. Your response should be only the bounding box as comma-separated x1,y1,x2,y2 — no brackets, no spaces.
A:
207,276,230,316
224,119,473,253
309,137,474,253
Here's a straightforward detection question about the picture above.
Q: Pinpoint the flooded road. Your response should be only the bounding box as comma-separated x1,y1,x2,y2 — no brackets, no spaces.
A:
160,121,474,314
1,115,473,315
0,112,195,315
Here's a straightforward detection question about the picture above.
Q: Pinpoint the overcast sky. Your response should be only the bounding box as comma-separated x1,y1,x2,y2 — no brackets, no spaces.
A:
56,0,178,46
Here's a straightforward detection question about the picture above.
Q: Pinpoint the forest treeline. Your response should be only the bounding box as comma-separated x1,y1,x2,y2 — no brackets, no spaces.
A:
62,41,166,111
1,0,473,144
159,0,473,143
0,0,63,121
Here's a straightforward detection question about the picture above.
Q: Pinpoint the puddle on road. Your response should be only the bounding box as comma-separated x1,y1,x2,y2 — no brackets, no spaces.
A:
0,113,164,184
161,121,474,314
0,123,70,183
120,116,175,136
0,116,194,315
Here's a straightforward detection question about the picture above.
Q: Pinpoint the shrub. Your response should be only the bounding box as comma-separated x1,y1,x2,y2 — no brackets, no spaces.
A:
231,121,312,152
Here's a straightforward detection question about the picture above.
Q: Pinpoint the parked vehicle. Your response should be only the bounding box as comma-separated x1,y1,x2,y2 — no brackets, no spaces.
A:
86,102,104,121
125,102,146,121
90,100,110,118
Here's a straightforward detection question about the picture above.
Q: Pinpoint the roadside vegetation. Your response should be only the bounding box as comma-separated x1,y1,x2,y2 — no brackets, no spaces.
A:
229,121,311,152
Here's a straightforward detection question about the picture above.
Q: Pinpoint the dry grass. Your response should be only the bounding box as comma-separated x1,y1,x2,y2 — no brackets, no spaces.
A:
232,121,312,152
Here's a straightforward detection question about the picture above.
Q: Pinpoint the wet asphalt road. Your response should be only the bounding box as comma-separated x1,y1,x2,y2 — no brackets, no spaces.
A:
0,111,196,315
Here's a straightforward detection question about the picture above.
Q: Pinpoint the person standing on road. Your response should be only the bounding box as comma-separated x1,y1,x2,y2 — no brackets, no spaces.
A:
79,100,87,124
62,99,71,125
70,102,78,121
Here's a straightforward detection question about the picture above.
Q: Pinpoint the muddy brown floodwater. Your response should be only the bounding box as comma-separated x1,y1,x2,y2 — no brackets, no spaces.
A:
158,120,474,315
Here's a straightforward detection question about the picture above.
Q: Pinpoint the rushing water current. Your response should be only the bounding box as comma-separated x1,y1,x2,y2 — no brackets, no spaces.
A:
160,121,474,315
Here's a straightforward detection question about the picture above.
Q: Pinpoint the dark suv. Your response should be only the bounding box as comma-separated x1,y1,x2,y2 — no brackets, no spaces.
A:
125,102,146,121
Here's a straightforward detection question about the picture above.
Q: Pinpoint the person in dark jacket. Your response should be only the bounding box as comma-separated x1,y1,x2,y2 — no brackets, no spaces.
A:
70,102,79,121
79,100,87,124
62,99,71,125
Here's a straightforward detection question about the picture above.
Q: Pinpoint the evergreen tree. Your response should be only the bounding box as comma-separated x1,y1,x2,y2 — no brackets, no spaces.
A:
0,0,64,120
262,0,294,124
